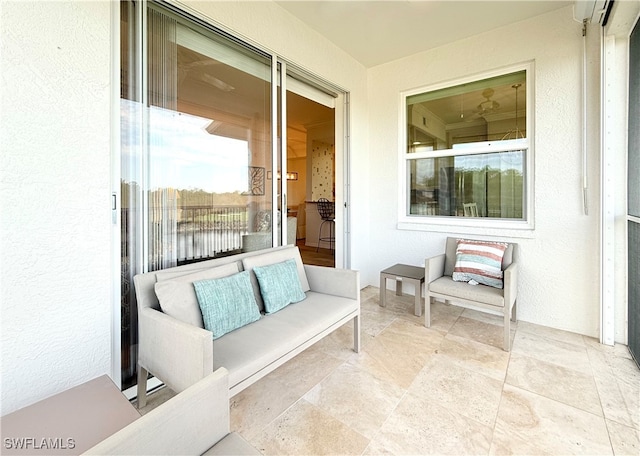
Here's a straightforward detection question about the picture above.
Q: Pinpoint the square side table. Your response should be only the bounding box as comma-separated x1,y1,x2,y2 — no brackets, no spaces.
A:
380,263,425,316
1,375,140,455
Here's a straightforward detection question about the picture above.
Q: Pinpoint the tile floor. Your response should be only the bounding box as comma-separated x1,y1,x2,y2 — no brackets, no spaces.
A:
145,286,640,455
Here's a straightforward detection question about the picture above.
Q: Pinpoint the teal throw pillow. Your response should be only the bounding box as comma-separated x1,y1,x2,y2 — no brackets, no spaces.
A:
193,271,260,339
253,259,306,314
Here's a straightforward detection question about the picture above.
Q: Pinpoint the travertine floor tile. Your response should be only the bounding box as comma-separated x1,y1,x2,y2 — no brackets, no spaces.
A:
251,399,369,455
230,373,304,441
517,320,586,347
369,390,493,455
409,355,503,427
506,352,602,416
438,333,510,381
423,300,464,333
231,348,343,440
511,330,592,375
363,319,442,388
448,315,515,350
489,421,554,456
304,363,405,439
496,384,613,455
593,369,640,430
606,419,640,455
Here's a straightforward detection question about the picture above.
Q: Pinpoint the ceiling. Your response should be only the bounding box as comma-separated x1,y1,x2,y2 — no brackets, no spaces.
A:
275,1,573,68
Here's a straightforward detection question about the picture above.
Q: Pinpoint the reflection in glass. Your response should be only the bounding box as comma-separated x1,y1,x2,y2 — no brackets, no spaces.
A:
407,70,526,151
409,150,524,219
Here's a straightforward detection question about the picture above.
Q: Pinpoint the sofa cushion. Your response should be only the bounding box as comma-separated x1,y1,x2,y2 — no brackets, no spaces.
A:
212,291,358,389
242,247,310,313
452,239,508,289
253,259,306,314
154,263,240,328
194,271,261,339
430,276,505,307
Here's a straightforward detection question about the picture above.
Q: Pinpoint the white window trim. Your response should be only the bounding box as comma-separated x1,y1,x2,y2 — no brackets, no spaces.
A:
397,62,535,235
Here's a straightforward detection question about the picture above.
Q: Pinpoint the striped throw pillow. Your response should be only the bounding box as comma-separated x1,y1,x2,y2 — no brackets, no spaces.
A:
452,239,508,289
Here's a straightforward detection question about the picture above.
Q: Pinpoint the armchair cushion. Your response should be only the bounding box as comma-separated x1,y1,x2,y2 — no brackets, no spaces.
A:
430,276,505,307
452,239,508,289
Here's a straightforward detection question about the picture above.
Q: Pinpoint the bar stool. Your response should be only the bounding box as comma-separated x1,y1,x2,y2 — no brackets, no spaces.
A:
316,198,335,251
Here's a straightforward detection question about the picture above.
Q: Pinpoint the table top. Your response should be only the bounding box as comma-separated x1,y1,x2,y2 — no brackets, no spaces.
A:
381,263,425,281
1,375,140,455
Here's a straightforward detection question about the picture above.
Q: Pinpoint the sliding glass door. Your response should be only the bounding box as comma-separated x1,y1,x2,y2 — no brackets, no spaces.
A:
120,1,275,388
628,18,639,367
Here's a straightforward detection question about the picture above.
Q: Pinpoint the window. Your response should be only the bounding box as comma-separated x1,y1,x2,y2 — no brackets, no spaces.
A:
401,65,533,229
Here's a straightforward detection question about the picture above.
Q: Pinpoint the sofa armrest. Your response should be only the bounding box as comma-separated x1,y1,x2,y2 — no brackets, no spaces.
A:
84,368,230,456
503,261,519,308
138,307,213,394
425,254,446,284
304,265,360,300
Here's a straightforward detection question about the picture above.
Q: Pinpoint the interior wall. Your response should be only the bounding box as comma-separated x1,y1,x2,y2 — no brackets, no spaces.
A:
367,5,604,338
0,1,112,414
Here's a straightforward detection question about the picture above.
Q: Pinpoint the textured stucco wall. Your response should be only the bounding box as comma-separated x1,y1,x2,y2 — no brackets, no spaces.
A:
0,1,112,414
367,6,605,338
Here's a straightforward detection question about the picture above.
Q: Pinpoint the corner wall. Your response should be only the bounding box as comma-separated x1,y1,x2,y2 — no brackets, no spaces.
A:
367,6,604,338
0,1,112,414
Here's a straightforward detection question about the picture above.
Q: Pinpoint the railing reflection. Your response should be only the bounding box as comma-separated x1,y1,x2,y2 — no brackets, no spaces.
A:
177,205,249,263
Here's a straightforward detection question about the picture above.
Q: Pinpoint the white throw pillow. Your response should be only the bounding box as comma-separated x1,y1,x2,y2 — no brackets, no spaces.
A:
154,262,240,327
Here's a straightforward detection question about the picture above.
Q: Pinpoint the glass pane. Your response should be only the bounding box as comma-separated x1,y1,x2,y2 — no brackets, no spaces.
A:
407,71,526,152
119,3,273,388
629,19,640,217
147,15,273,267
120,0,141,391
408,150,525,219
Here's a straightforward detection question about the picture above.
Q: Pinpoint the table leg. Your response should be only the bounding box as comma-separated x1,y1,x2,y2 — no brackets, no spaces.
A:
379,274,386,307
414,280,423,317
396,278,403,296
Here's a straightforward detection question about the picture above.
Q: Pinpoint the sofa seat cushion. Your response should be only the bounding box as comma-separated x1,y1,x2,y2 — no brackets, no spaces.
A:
429,276,504,307
212,291,358,389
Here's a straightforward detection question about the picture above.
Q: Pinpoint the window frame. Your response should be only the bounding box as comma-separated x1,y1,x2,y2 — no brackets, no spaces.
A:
398,62,535,233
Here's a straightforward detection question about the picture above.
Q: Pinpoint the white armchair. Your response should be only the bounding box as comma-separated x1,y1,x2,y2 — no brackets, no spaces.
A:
425,237,519,351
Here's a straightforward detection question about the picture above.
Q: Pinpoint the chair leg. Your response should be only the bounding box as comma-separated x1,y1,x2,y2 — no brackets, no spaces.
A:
424,296,432,328
503,309,511,352
511,300,517,322
136,365,148,409
353,315,361,353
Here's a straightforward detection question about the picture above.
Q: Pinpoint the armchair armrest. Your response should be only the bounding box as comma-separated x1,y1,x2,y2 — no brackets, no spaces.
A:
425,254,446,284
304,265,360,300
503,261,519,308
138,307,213,394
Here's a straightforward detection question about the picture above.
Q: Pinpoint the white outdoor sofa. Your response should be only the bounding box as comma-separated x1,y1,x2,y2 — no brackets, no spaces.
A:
134,245,360,407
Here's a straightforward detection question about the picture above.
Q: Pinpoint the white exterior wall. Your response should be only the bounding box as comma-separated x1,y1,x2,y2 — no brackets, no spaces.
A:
1,1,113,414
367,6,605,338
